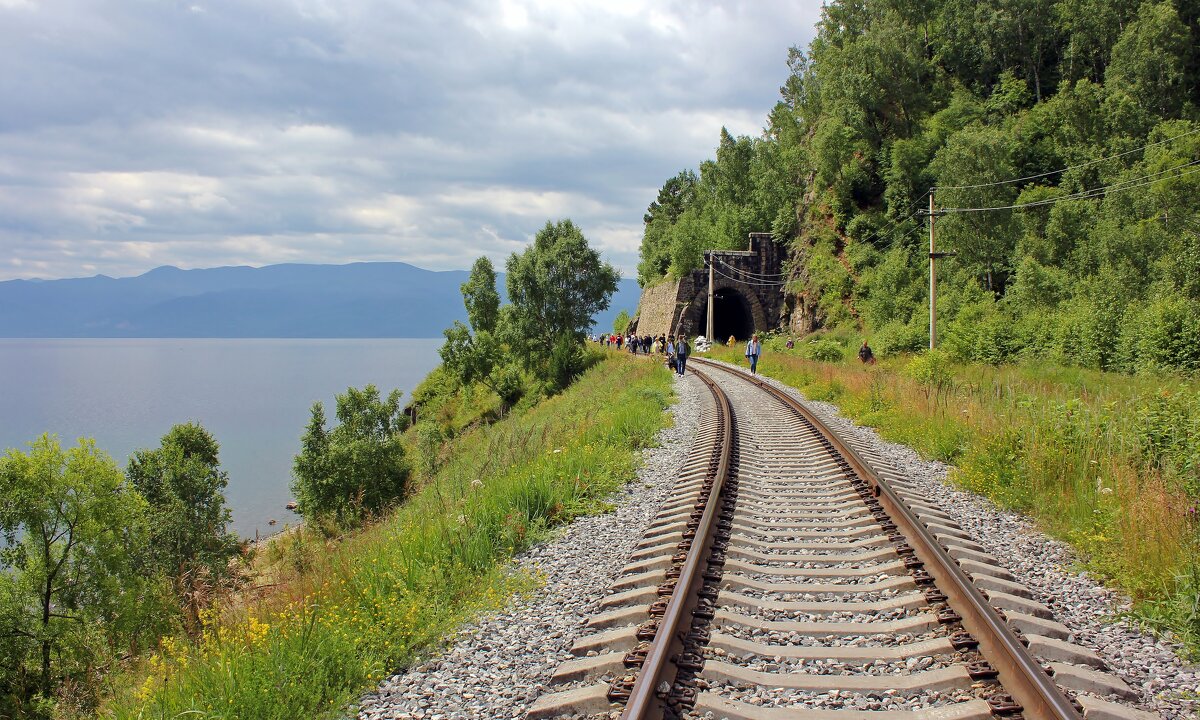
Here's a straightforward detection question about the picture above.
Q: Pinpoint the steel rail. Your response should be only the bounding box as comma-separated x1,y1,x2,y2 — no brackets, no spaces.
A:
690,356,1083,720
620,365,734,720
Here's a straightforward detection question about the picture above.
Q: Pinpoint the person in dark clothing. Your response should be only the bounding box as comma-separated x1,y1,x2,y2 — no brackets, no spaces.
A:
858,340,876,365
674,336,690,375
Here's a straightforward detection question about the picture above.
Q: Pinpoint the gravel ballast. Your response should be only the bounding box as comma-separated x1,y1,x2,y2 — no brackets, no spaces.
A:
710,358,1199,720
356,372,703,720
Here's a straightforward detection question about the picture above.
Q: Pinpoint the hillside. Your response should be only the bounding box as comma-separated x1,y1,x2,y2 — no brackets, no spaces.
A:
637,0,1200,373
0,262,641,338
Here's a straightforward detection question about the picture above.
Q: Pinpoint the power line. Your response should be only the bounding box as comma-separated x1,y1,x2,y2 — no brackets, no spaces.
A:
933,127,1200,191
713,257,786,279
938,160,1200,214
710,264,789,287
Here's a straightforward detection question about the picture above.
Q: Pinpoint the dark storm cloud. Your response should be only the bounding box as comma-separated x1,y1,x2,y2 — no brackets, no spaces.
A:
0,0,820,280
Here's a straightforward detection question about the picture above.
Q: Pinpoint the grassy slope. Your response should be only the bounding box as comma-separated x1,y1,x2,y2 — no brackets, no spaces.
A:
102,354,672,719
708,342,1200,654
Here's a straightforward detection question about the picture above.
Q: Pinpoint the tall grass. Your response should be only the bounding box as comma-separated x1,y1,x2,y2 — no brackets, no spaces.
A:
101,354,673,719
708,343,1200,655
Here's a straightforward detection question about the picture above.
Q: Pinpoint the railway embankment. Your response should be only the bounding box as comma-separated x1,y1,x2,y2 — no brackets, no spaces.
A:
103,353,673,719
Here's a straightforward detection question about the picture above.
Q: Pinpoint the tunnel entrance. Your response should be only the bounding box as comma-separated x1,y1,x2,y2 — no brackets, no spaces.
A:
696,289,754,342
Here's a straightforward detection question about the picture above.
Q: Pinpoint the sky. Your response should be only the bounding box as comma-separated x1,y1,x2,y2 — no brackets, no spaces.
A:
0,0,822,281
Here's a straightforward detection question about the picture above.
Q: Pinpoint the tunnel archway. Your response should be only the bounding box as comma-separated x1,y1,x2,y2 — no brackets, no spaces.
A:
696,288,754,342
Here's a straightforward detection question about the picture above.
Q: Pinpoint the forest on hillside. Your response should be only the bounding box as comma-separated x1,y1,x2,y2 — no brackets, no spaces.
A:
638,0,1200,373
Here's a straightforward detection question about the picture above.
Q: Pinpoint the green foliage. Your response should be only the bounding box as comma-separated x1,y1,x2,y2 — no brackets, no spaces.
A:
0,436,165,716
612,310,632,335
108,356,673,720
505,219,619,370
126,423,240,628
803,337,845,363
461,257,500,333
1135,388,1200,497
638,0,1200,374
906,349,954,394
291,385,411,527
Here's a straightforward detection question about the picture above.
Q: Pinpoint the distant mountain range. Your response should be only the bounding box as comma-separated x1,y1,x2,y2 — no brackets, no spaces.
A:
0,262,642,338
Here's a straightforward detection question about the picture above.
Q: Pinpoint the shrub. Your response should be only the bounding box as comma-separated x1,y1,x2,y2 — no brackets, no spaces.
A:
906,349,953,396
291,385,411,527
1118,294,1200,373
804,337,845,363
873,318,927,356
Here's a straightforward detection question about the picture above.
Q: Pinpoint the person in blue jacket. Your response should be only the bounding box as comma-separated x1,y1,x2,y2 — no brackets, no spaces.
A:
745,333,762,374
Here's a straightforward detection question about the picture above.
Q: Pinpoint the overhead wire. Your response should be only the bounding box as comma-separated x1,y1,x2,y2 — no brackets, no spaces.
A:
938,160,1200,214
933,127,1200,191
713,257,786,279
709,263,789,287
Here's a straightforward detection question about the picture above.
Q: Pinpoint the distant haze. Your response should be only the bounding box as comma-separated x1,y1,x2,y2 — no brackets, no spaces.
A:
0,262,642,338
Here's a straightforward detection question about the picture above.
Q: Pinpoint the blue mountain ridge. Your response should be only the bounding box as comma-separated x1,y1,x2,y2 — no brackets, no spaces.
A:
0,262,642,338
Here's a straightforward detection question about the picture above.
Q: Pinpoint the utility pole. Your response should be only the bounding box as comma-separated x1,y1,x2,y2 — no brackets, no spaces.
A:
929,192,936,350
706,252,714,341
927,190,953,350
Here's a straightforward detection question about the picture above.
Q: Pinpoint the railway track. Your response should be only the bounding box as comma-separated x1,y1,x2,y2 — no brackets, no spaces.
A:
527,358,1155,720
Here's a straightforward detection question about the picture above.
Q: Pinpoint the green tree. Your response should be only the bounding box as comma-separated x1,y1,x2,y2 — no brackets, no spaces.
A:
612,310,632,335
0,436,159,715
1105,1,1190,125
461,256,500,333
505,219,619,376
440,256,523,406
126,422,240,630
291,385,410,526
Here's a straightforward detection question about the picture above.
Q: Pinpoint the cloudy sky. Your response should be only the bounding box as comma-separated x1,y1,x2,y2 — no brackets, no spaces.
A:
0,0,821,281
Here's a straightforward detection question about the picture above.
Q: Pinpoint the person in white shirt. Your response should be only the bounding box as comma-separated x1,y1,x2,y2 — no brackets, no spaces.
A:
745,334,762,374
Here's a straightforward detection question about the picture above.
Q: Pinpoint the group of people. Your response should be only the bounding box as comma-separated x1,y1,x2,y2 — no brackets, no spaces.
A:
597,330,878,370
596,331,764,376
597,332,693,374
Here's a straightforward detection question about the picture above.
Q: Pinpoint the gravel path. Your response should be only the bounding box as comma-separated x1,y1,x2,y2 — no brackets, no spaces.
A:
709,358,1200,720
356,372,703,720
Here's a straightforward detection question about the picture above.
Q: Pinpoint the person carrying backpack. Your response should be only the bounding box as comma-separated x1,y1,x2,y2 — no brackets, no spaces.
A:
674,336,690,375
745,333,762,374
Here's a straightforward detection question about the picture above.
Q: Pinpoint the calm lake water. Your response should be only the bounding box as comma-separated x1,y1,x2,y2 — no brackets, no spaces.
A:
0,338,442,538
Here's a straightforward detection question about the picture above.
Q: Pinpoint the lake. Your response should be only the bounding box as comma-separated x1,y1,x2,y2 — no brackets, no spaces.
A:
0,338,442,538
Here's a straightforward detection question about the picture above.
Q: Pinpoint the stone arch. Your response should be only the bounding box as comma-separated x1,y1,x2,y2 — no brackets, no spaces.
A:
679,280,768,341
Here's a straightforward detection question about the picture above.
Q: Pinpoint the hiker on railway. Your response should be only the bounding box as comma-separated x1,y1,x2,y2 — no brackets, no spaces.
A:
665,334,676,368
674,336,690,375
745,333,762,374
858,339,876,365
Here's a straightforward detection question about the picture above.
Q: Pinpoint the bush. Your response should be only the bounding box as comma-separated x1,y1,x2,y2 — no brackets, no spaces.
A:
291,385,411,527
906,349,953,396
873,318,927,356
1117,293,1200,373
547,337,587,393
803,337,845,362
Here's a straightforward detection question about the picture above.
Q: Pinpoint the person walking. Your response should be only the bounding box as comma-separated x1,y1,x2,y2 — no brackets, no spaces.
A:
675,335,690,375
745,333,762,374
665,334,676,369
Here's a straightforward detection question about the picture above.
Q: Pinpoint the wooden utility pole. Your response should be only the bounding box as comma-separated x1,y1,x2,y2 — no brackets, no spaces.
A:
927,190,953,350
706,252,714,341
929,192,936,350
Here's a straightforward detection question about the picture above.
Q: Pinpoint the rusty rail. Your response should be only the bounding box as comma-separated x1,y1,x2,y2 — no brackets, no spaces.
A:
618,365,734,720
688,356,1082,720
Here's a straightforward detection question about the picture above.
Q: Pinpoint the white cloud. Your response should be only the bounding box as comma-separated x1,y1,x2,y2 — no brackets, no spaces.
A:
0,0,822,280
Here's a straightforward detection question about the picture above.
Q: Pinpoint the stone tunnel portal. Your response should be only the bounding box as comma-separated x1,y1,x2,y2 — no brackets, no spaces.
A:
696,288,754,342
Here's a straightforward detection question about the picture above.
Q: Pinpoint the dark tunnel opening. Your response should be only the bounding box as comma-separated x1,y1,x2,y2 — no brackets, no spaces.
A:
696,289,754,342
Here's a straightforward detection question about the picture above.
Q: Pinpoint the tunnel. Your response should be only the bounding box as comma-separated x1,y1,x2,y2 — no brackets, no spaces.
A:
696,289,754,342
